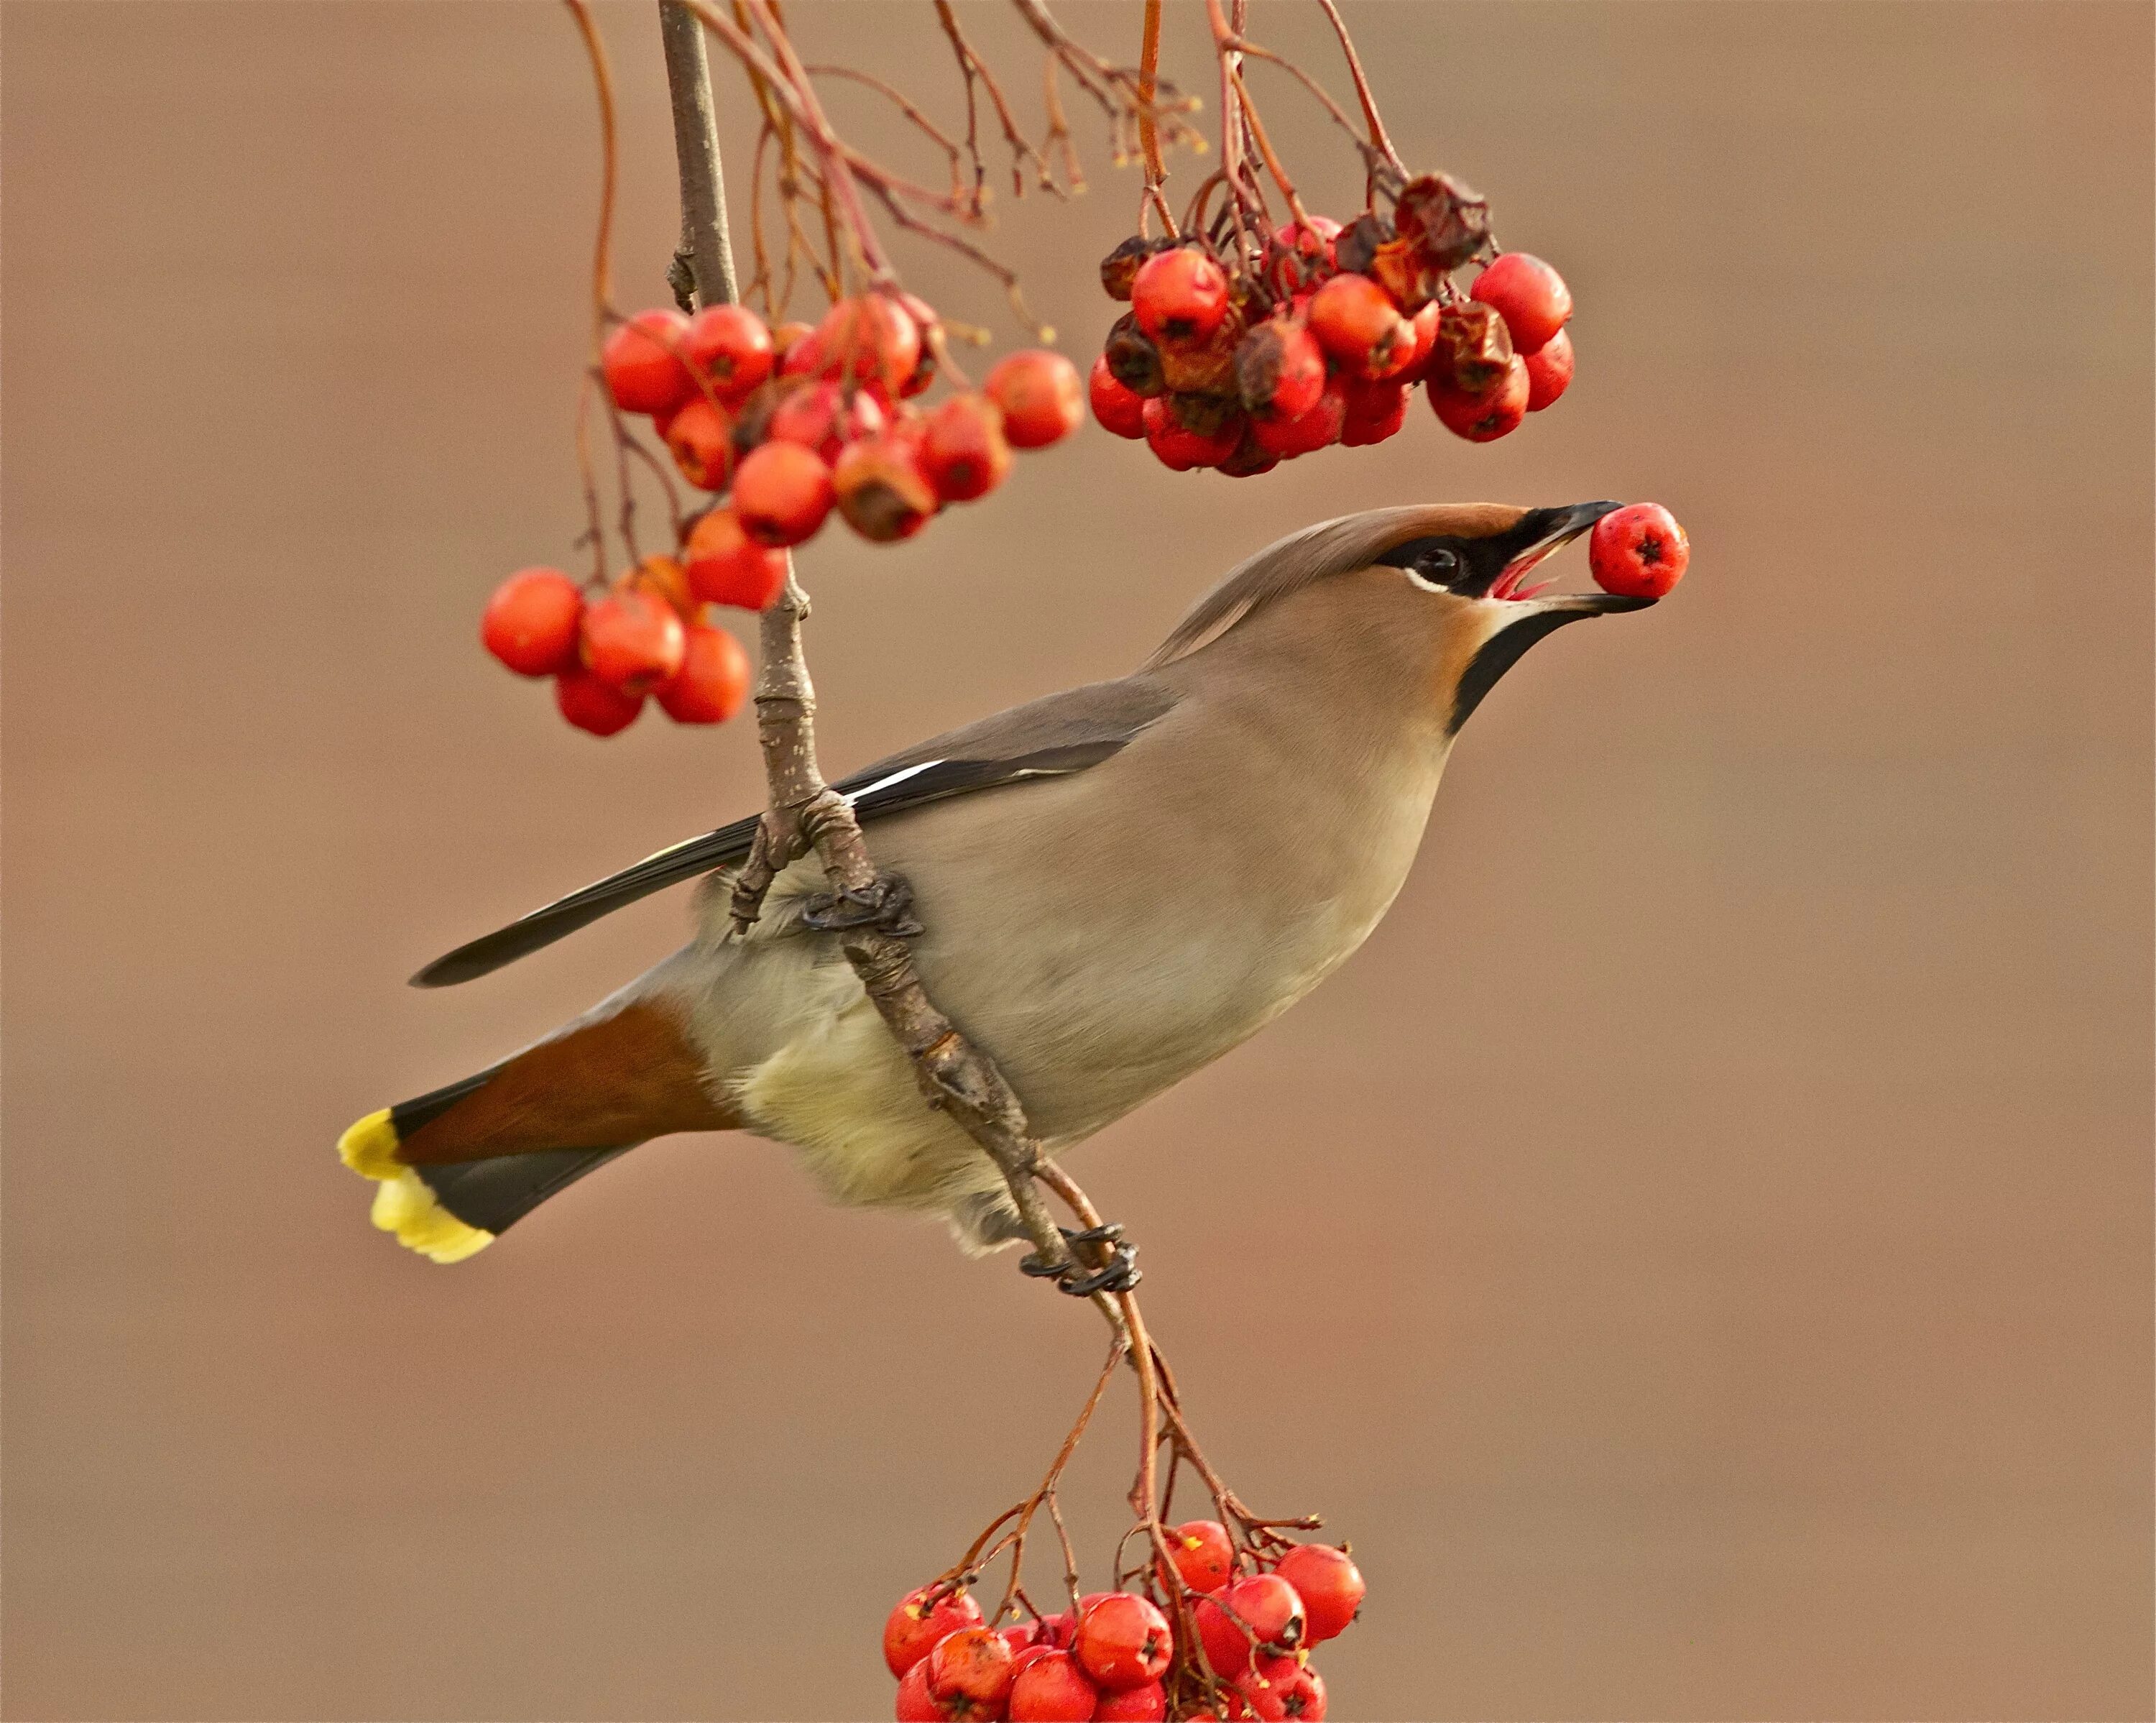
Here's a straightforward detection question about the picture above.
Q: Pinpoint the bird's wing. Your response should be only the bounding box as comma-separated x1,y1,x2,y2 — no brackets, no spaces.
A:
409,674,1179,988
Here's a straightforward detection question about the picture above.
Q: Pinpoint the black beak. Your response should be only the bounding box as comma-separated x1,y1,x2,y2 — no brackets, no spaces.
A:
1447,502,1654,731
1478,500,1631,601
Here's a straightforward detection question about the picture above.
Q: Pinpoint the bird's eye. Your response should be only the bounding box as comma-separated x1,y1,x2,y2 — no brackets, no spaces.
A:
1420,548,1460,579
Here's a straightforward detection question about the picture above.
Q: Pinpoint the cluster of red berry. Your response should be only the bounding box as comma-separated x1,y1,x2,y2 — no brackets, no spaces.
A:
1087,175,1575,474
883,1527,1363,1722
479,550,757,736
480,294,1087,733
607,296,1082,546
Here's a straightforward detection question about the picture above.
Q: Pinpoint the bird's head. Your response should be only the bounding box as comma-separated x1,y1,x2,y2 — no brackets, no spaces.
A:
1149,500,1657,733
1368,500,1652,730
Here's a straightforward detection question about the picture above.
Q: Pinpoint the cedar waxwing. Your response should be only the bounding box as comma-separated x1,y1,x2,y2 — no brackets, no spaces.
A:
339,501,1654,1263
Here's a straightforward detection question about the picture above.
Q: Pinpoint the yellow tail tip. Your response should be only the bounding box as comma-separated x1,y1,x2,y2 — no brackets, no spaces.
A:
338,1108,494,1264
338,1108,403,1180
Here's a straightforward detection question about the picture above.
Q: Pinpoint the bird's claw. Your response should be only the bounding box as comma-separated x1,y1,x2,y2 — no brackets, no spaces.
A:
1020,1223,1141,1297
800,873,924,938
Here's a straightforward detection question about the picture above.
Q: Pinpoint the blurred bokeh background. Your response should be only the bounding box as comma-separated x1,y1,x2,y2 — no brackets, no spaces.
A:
4,3,2150,1717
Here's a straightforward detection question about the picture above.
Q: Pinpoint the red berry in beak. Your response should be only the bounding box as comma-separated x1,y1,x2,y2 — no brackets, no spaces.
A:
482,567,584,677
1469,252,1572,355
1428,354,1529,442
682,303,773,402
1523,326,1575,410
921,393,1013,502
1089,355,1148,438
683,507,788,610
580,587,685,692
653,624,750,725
601,308,694,414
1132,245,1231,345
1588,502,1689,599
1271,1545,1364,1643
1008,1648,1100,1722
1074,1592,1174,1691
553,665,644,736
987,349,1084,449
733,440,835,547
884,1586,985,1679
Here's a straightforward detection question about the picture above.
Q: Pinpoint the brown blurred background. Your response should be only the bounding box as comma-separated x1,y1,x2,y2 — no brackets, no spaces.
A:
4,3,2150,1717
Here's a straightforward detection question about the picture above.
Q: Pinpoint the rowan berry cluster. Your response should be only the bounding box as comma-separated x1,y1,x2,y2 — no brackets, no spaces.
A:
608,295,1080,546
1087,175,1576,474
884,1527,1364,1722
481,293,1086,734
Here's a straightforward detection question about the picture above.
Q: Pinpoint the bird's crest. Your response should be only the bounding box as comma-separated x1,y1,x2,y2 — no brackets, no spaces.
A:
1144,503,1518,668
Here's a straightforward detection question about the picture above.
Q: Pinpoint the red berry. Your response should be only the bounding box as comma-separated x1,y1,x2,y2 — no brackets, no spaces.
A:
580,587,685,692
682,303,774,401
602,308,695,415
1007,1649,1099,1722
734,440,835,546
630,553,696,622
773,320,820,375
1266,216,1340,297
1428,354,1529,443
1089,355,1147,438
1235,321,1325,421
1404,301,1442,378
895,1659,943,1722
816,294,923,396
1523,326,1574,410
1142,396,1242,470
1469,252,1572,355
929,1627,1017,1707
1074,1593,1173,1691
833,434,939,543
1235,1664,1326,1722
683,507,788,610
1131,246,1230,345
885,1586,987,1679
1588,502,1689,599
1195,1576,1305,1680
482,566,584,676
1095,1680,1168,1721
1250,382,1346,459
664,395,735,491
654,625,749,725
1340,379,1409,446
1032,1612,1076,1650
768,378,885,464
1166,1520,1235,1594
1306,274,1415,380
986,350,1084,449
896,292,941,397
553,665,643,736
921,393,1013,502
1271,1547,1363,1643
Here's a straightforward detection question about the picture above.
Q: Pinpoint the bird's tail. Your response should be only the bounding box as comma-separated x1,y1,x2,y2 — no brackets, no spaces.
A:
336,997,727,1262
338,1077,632,1264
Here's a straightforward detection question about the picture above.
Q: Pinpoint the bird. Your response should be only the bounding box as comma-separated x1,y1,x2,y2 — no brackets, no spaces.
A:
338,500,1656,1265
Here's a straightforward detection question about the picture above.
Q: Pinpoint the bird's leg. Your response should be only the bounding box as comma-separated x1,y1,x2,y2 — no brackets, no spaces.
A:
799,869,926,937
1021,1223,1142,1297
728,808,807,934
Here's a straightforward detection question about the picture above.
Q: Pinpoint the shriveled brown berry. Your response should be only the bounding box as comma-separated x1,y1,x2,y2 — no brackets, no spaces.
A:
1393,171,1493,271
1428,301,1516,396
1104,313,1166,398
1100,234,1171,301
1332,211,1392,277
1235,321,1326,421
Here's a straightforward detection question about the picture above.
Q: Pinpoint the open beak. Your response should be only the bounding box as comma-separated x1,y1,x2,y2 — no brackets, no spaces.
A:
1485,500,1650,609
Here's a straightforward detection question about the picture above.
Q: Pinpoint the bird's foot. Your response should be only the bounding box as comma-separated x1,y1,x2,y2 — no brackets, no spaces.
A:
800,871,924,938
1020,1223,1141,1297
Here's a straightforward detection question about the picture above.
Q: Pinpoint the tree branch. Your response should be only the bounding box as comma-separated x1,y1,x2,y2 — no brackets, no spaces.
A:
655,2,1100,1313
